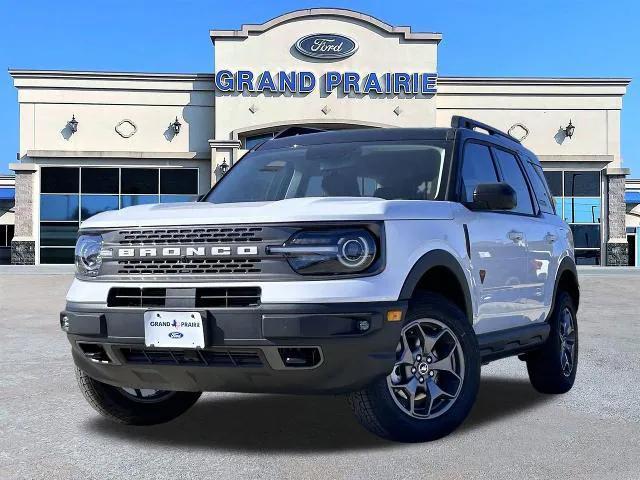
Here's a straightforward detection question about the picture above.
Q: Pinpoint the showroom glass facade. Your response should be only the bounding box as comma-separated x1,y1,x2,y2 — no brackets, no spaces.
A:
543,170,602,265
39,166,199,264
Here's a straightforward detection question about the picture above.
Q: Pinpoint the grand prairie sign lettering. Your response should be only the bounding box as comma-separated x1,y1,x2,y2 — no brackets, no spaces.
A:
214,32,437,96
214,70,437,95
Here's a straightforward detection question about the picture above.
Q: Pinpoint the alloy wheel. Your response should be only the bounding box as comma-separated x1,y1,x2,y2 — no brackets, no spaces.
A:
119,388,175,403
558,307,576,377
386,318,465,419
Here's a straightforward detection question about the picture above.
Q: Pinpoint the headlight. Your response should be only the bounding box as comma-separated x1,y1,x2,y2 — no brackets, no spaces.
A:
75,234,104,277
270,228,378,275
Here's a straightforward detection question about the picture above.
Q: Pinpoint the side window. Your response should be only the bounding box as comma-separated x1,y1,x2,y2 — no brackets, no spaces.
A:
492,148,534,215
529,162,556,214
460,143,498,202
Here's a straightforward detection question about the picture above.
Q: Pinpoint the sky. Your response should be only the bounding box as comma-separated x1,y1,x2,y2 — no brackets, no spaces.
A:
0,0,639,175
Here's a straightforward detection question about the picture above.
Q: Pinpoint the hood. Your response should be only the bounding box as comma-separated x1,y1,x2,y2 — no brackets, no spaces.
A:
80,197,455,229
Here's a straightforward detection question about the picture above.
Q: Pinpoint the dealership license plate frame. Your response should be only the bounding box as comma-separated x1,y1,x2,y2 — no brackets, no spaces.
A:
143,311,205,349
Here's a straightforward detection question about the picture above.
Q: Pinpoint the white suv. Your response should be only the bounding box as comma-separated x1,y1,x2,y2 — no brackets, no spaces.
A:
63,117,579,442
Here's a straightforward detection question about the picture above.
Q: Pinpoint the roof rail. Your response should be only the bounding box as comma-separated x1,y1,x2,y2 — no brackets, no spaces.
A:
451,115,520,143
273,126,326,139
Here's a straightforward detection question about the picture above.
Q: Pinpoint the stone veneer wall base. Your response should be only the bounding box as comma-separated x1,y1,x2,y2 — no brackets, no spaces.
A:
11,240,35,265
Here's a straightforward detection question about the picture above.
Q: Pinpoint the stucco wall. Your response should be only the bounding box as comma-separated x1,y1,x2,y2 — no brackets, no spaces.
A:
437,78,628,166
12,71,215,157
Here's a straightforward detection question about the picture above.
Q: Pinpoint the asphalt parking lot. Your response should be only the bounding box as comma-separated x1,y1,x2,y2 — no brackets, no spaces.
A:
1,268,639,479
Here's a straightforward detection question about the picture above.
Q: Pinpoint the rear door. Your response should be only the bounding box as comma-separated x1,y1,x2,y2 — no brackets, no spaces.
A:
491,147,551,324
521,156,563,321
459,141,528,334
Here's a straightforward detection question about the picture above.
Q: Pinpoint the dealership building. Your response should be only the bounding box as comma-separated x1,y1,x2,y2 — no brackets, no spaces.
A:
7,8,632,265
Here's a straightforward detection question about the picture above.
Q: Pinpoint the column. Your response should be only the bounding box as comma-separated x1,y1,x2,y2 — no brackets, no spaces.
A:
9,163,37,265
605,168,629,266
208,139,241,185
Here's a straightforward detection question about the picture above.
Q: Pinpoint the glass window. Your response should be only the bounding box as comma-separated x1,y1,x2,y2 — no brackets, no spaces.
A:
122,168,158,194
160,195,197,203
575,250,600,266
554,197,562,216
41,167,79,193
40,194,79,221
206,141,450,204
564,171,600,197
80,195,119,220
570,225,601,249
81,168,119,193
0,225,7,247
160,169,198,195
527,162,555,214
544,171,563,196
121,195,159,208
460,143,498,203
40,222,78,246
7,225,14,244
244,133,275,150
562,198,601,223
40,247,75,264
492,148,534,215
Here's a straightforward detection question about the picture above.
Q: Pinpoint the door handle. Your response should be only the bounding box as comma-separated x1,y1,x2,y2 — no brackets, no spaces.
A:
508,231,524,242
544,232,557,243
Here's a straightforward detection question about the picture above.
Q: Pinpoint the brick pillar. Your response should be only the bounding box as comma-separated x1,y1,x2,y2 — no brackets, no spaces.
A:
9,163,37,265
606,172,628,266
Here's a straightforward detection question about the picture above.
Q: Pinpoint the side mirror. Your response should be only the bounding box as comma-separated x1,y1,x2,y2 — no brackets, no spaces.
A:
470,182,517,210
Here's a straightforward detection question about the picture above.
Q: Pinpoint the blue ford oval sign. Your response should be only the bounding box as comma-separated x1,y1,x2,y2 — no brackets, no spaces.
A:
168,331,184,339
295,34,358,60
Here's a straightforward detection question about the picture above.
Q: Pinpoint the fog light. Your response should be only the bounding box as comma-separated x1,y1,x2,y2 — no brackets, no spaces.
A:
357,320,370,332
386,310,403,322
60,315,70,332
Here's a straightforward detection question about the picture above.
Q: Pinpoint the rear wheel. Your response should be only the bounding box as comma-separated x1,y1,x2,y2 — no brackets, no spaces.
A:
348,293,480,442
526,291,578,393
75,367,201,425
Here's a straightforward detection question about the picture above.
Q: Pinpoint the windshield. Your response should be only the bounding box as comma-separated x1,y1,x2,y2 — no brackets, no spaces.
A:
205,140,451,204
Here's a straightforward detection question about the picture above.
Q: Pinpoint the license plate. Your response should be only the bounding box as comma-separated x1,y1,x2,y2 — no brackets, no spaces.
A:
143,311,205,349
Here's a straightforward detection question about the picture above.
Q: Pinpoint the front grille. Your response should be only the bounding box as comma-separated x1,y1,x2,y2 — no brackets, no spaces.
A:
116,258,262,275
196,287,261,308
107,287,261,308
116,226,263,245
120,348,263,367
107,288,166,307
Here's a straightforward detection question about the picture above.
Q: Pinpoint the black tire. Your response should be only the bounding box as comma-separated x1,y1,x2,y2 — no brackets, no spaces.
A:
75,367,201,425
526,291,578,394
348,293,480,442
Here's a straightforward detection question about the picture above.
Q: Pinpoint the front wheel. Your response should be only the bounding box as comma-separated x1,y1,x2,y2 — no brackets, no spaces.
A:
348,293,480,442
75,367,201,425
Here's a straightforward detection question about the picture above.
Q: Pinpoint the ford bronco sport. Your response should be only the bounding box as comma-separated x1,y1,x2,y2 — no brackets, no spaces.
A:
63,116,579,442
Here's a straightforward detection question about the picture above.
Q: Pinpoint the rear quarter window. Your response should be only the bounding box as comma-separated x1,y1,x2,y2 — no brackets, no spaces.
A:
525,159,556,215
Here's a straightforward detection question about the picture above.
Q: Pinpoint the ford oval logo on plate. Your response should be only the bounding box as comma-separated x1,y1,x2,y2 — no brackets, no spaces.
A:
168,331,184,339
295,34,358,60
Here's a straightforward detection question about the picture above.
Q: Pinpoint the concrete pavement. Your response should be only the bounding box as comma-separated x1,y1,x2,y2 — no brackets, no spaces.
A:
0,271,638,479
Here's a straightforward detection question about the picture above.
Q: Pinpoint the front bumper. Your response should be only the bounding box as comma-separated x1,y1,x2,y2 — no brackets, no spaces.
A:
63,301,408,394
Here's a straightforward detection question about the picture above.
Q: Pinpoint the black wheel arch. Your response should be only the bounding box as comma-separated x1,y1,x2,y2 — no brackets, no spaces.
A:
398,249,473,324
549,256,580,319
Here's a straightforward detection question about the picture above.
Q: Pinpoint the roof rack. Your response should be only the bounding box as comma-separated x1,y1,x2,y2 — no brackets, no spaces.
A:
451,115,520,143
273,126,326,139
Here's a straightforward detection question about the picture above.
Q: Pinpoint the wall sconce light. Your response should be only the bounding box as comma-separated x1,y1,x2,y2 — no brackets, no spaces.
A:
220,159,229,175
67,115,78,133
563,120,575,139
170,117,182,135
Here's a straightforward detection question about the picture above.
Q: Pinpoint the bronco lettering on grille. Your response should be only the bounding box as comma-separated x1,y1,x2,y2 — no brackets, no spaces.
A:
115,246,259,258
